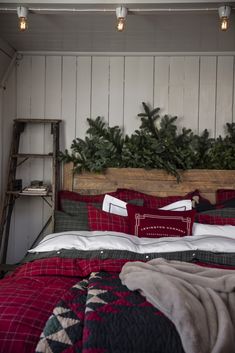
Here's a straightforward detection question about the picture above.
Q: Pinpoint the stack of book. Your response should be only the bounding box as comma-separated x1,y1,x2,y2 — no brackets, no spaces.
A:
20,185,50,195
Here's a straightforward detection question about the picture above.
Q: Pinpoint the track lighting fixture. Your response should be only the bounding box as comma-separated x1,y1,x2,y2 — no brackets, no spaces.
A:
218,5,231,31
116,6,127,32
17,6,28,32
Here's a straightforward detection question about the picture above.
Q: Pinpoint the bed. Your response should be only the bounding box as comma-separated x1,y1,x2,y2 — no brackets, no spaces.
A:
1,164,235,353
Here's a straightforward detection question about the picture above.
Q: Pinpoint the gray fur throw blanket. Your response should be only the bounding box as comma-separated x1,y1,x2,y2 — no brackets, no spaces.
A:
120,258,235,353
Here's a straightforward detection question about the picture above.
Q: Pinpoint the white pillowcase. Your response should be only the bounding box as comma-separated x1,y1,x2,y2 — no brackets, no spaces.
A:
102,194,192,216
193,223,235,237
160,199,192,211
102,195,128,216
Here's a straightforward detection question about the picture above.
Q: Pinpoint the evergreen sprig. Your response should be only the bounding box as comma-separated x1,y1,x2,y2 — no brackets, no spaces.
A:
59,102,235,180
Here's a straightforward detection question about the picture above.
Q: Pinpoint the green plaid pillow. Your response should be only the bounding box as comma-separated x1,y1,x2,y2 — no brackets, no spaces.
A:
56,198,144,233
61,199,102,216
199,208,235,218
59,199,102,231
54,210,86,232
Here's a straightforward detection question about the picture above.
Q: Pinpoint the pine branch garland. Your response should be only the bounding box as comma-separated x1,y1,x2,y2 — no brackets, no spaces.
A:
60,102,235,180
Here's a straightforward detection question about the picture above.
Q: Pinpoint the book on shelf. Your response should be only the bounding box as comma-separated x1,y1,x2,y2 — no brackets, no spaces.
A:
20,185,50,195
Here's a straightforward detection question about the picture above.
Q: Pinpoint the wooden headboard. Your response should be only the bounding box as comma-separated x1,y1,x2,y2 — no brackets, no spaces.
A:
63,162,235,204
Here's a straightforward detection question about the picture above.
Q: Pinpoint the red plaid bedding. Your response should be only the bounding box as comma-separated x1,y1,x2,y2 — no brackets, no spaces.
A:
0,257,235,353
0,258,131,353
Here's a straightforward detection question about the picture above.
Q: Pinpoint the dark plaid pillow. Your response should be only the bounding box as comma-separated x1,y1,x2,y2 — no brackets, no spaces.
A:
58,190,119,208
196,208,235,226
54,210,85,232
61,199,102,216
199,208,235,218
60,199,102,230
216,198,235,209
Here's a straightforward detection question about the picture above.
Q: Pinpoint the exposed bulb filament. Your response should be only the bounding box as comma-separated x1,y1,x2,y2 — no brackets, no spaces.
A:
220,17,229,31
18,17,28,32
116,18,125,32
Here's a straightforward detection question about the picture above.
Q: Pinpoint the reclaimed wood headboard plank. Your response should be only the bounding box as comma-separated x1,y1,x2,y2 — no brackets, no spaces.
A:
63,163,235,204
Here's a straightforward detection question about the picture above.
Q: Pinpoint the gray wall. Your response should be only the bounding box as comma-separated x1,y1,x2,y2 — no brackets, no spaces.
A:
0,38,15,208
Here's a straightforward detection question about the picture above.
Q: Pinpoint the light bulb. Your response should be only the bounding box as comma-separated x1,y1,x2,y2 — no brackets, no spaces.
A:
18,17,28,32
115,6,127,32
17,6,28,32
218,6,231,32
116,18,125,32
220,17,229,31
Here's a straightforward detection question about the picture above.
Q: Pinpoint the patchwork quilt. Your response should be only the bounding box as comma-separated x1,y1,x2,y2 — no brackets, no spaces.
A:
35,271,184,353
1,255,234,353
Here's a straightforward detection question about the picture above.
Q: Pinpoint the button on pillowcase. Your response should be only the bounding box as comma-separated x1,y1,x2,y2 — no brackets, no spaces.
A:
126,204,196,238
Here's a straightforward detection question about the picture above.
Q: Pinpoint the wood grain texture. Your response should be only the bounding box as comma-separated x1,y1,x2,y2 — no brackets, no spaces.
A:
63,164,235,204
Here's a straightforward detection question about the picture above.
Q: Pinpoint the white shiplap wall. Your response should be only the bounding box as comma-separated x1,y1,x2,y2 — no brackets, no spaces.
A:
2,52,235,263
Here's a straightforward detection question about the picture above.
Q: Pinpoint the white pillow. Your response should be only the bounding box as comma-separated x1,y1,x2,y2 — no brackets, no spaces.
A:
160,199,192,211
193,223,235,237
102,195,128,216
102,195,192,216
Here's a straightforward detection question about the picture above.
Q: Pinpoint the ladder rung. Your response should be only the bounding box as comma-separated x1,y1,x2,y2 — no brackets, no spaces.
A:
12,153,53,158
14,119,61,124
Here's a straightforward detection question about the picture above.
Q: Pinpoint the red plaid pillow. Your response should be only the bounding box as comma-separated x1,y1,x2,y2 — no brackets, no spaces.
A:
127,204,195,238
58,190,118,209
216,189,235,204
196,214,235,226
88,205,130,233
116,188,183,208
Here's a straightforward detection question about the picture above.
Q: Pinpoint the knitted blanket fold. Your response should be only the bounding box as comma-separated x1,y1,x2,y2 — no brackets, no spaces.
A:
120,258,235,353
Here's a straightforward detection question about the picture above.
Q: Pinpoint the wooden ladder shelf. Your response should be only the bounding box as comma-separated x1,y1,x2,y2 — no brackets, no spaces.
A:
0,118,61,265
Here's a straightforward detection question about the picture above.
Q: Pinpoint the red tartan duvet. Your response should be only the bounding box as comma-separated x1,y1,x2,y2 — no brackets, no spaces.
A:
0,257,234,353
0,258,183,353
0,258,131,353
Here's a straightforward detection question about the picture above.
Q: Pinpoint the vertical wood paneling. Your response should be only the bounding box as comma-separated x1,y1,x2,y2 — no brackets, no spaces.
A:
109,57,124,127
124,56,154,135
2,52,235,264
154,56,170,116
198,56,217,136
44,55,62,175
27,56,46,249
44,56,62,232
76,56,91,139
14,55,32,262
183,56,200,132
168,57,185,129
91,57,109,121
61,56,76,150
216,56,234,136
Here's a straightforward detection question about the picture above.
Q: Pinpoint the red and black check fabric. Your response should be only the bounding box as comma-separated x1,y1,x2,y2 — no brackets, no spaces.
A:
1,255,235,353
216,189,235,204
87,205,130,233
196,213,235,226
58,190,119,209
0,257,132,353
